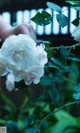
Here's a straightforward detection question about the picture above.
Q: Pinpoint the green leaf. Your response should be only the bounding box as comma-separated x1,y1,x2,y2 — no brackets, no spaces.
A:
59,46,70,57
73,84,80,100
67,57,80,62
54,109,74,120
61,66,79,74
25,127,40,133
72,5,80,10
31,11,52,26
48,62,59,69
65,0,80,5
3,105,15,114
6,121,19,133
21,96,28,109
47,50,54,58
0,119,6,124
73,84,80,92
17,120,26,130
51,58,62,67
64,128,78,133
72,18,80,26
0,93,16,111
40,75,53,86
56,14,69,28
47,2,62,13
49,87,60,105
49,110,78,133
73,92,80,100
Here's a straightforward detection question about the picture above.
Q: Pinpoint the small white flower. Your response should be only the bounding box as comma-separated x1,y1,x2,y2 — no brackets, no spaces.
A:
0,54,7,76
6,73,15,91
71,24,80,42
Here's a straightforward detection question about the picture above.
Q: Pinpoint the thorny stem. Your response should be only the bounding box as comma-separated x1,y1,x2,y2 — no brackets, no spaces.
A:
35,100,80,133
46,43,80,51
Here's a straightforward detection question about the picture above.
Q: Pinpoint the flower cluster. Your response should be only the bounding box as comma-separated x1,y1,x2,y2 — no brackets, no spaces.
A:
0,34,48,91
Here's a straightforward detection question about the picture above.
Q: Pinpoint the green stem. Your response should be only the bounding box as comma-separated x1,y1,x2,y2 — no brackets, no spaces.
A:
47,43,80,51
35,100,80,133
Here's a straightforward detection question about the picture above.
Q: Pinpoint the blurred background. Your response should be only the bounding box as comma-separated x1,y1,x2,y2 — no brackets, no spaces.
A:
0,0,79,45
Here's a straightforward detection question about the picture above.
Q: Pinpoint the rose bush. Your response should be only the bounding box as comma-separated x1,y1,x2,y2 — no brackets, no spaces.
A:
0,34,48,90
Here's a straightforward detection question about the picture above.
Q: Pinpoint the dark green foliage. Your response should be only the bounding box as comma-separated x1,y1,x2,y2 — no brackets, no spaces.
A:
65,0,80,5
31,11,52,26
25,127,40,133
59,46,70,57
73,84,80,100
6,121,19,133
49,87,60,105
56,14,69,28
72,18,80,26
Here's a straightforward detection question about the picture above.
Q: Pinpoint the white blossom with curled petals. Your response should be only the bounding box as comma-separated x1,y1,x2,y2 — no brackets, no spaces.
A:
24,65,44,85
0,34,48,91
71,24,80,42
1,34,38,70
12,65,44,85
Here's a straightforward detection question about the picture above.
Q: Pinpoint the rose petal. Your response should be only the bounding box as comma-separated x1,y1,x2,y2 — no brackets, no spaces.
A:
6,73,15,91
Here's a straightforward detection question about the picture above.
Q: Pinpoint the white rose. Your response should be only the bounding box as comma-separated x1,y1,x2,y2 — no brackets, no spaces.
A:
37,44,48,66
6,73,15,91
12,65,44,85
12,69,26,82
0,53,7,76
1,34,48,87
71,24,80,42
1,34,38,70
24,65,44,85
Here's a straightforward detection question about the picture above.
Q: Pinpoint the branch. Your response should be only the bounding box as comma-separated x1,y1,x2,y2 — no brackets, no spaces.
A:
47,43,80,51
35,100,80,133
